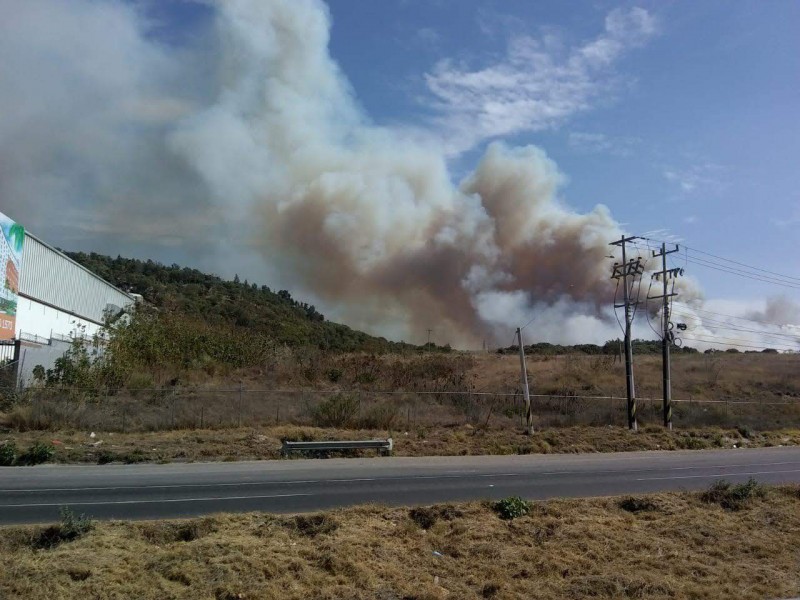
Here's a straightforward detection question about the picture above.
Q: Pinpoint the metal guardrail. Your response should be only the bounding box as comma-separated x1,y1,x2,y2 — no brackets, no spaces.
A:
281,438,393,457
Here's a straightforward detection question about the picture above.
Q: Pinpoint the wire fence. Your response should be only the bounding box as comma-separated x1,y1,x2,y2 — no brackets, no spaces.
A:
9,387,800,433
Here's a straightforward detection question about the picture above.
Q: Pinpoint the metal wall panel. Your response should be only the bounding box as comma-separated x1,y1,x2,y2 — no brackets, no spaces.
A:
18,234,133,325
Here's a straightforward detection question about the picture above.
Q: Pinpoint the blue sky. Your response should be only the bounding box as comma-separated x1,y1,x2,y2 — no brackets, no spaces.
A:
2,0,799,346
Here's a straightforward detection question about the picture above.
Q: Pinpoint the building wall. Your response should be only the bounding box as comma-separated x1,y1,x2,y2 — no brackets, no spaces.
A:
15,296,103,340
11,233,134,387
17,233,133,339
16,337,73,387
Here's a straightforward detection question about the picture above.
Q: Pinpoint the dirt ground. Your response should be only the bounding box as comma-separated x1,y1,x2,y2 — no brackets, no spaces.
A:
2,485,799,600
2,424,799,465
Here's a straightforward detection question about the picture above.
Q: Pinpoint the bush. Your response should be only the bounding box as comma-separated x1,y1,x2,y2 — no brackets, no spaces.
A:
493,496,530,520
310,393,359,428
700,478,766,510
0,441,17,466
18,441,55,465
33,507,93,549
357,401,399,430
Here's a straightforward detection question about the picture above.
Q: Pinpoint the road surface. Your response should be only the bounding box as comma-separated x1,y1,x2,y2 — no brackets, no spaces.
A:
2,447,799,524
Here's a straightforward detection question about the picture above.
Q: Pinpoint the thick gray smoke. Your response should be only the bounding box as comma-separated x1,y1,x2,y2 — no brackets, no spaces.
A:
1,0,793,349
165,0,630,345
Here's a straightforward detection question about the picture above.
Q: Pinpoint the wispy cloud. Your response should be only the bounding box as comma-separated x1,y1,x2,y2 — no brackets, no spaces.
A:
663,162,726,194
771,203,800,228
568,131,641,156
425,7,658,154
414,27,441,48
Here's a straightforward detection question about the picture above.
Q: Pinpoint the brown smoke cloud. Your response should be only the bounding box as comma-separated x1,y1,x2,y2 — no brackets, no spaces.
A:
168,0,630,346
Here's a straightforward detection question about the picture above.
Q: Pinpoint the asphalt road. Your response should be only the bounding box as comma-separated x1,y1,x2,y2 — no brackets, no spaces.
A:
2,447,799,525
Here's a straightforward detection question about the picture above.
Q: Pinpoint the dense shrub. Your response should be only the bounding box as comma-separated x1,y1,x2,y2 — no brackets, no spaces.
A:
18,441,55,465
493,496,530,520
0,441,16,466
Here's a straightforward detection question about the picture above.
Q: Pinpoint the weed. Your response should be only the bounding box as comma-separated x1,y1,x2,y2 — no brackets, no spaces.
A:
737,425,753,439
33,507,93,549
493,496,530,520
700,478,767,510
0,441,17,466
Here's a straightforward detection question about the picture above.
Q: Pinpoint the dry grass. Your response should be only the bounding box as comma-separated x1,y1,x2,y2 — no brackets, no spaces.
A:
2,424,798,465
1,486,799,599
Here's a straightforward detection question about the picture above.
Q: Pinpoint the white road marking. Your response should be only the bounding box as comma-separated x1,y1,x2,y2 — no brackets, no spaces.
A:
0,492,312,508
0,472,523,494
637,468,800,481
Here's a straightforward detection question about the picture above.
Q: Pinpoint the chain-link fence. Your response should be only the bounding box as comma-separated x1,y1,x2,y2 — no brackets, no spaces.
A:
8,387,800,433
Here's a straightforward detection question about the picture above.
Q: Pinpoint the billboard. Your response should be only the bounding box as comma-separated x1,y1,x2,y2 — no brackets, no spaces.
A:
0,212,24,340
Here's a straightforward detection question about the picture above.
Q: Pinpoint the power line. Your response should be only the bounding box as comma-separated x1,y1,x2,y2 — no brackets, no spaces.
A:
680,333,798,351
683,256,800,289
642,236,800,284
672,301,800,328
670,308,800,342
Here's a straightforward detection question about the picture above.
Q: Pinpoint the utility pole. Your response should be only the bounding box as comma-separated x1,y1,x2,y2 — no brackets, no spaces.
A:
516,327,533,435
650,243,682,429
610,235,644,431
426,329,433,346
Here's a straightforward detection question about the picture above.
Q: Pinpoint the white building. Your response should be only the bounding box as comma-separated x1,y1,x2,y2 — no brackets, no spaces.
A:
5,231,134,386
16,232,133,341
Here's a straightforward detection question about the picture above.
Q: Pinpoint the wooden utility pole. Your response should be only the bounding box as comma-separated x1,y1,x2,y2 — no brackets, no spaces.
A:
516,327,533,435
650,243,682,429
610,235,644,431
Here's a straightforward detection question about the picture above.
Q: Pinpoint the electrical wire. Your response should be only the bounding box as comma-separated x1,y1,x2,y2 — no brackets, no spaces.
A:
683,257,800,290
680,335,798,351
680,332,799,351
642,236,800,284
672,301,800,328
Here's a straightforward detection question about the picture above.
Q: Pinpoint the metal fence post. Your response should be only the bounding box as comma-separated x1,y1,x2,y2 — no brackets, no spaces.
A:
238,383,243,428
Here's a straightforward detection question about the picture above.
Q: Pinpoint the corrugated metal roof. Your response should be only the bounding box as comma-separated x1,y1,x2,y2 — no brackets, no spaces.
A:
18,233,133,325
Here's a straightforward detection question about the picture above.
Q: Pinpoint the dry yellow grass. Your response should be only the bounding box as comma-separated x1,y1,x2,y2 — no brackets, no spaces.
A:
1,486,799,599
3,424,799,465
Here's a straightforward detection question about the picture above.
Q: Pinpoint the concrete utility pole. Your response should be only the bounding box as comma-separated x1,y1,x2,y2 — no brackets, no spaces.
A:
650,242,682,429
426,329,433,346
610,235,644,431
516,327,533,435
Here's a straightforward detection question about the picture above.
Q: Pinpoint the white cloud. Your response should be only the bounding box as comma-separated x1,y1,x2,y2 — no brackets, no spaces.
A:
425,7,658,154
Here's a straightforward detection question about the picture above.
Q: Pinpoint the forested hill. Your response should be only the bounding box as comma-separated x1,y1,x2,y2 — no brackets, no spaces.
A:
66,252,415,353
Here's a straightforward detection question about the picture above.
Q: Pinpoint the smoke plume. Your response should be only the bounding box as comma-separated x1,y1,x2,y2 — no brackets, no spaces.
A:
3,0,793,349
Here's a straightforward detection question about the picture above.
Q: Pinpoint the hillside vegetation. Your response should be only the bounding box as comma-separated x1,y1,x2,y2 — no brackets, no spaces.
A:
66,252,416,353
